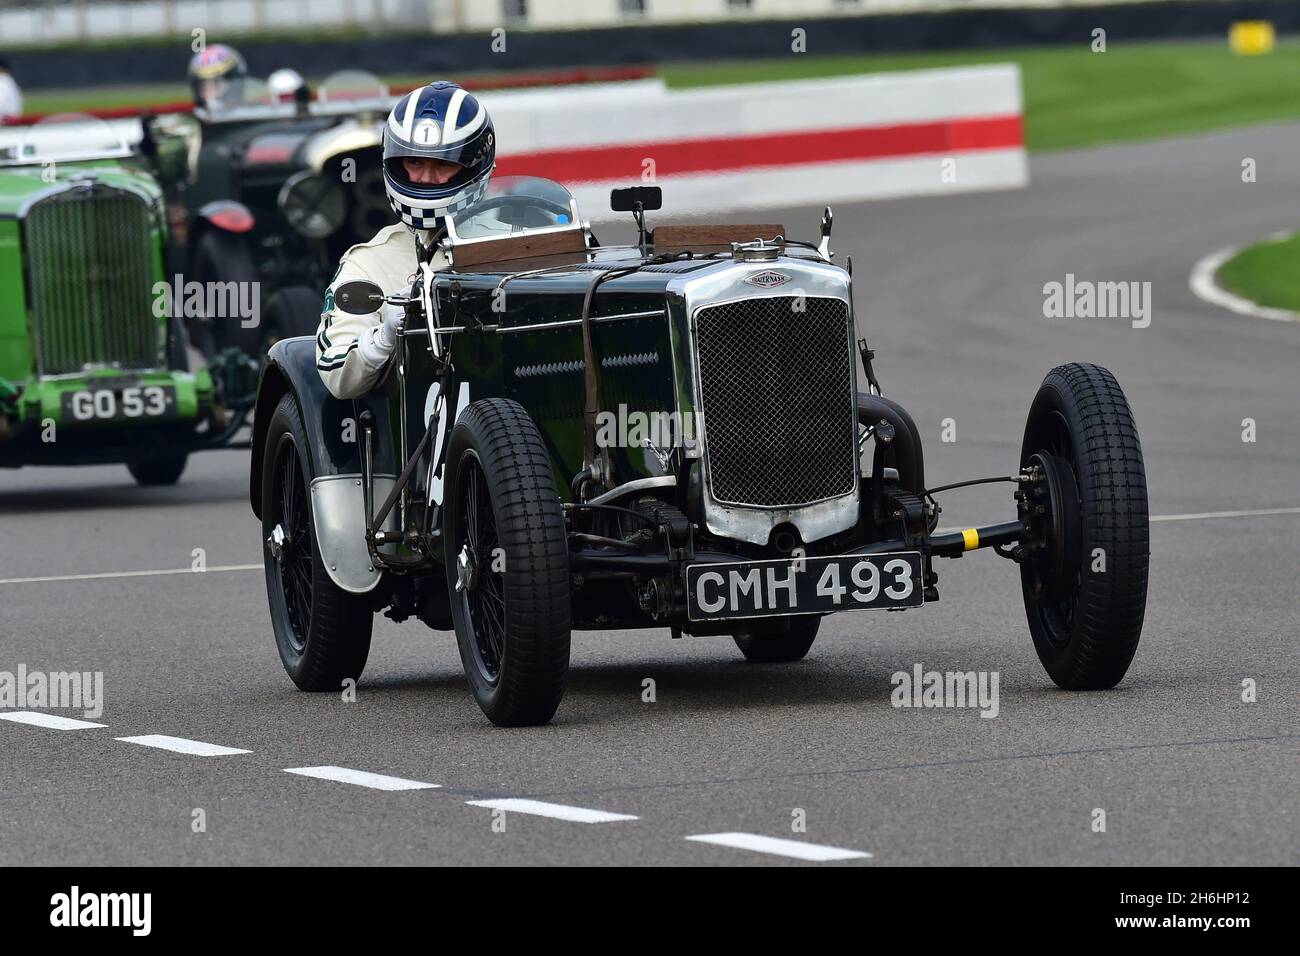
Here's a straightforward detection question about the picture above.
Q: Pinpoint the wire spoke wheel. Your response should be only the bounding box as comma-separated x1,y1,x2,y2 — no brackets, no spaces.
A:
456,454,505,682
274,439,313,651
260,393,372,691
444,398,571,726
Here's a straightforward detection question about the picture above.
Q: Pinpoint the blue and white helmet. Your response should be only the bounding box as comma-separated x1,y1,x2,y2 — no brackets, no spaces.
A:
382,81,496,231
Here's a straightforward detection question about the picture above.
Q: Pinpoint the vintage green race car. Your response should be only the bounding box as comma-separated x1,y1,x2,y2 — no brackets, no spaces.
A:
0,117,248,484
250,178,1151,727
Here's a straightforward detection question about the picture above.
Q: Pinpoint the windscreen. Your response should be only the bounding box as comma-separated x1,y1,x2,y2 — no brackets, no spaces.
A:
451,175,578,239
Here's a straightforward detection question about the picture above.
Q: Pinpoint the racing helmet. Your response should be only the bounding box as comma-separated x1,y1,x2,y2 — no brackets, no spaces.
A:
382,81,495,231
267,67,305,103
188,44,247,112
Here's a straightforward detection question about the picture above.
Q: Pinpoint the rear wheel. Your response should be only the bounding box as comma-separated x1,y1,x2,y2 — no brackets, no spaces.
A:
1020,363,1148,689
261,393,372,690
733,615,820,663
444,399,571,726
127,454,188,486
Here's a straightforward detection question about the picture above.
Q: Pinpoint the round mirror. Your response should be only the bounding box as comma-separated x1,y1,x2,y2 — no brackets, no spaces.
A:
334,280,384,315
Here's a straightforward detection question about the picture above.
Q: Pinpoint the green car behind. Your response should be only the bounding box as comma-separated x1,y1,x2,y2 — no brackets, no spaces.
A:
0,116,245,485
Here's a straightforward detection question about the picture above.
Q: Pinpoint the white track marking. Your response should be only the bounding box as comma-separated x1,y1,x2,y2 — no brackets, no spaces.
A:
0,711,106,730
3,510,1290,587
283,766,440,791
465,798,637,823
1189,235,1300,323
115,735,250,756
0,564,261,586
1151,507,1300,522
686,832,871,862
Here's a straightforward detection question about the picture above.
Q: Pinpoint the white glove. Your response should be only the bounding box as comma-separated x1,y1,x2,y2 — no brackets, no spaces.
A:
357,301,405,368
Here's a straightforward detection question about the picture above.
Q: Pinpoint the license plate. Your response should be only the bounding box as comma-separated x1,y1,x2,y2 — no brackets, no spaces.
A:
61,384,177,422
686,551,924,622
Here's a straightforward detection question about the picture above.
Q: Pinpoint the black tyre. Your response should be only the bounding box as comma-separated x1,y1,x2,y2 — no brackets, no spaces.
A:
192,229,261,355
261,393,372,690
261,286,324,356
1020,363,1148,689
127,454,188,486
444,399,571,726
733,615,820,663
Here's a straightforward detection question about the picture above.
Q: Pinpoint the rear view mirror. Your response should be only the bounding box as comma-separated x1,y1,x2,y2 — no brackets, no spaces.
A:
610,186,662,212
334,279,384,315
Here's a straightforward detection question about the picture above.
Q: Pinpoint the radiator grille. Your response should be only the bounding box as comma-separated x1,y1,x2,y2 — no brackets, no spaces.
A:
25,185,159,375
694,295,856,507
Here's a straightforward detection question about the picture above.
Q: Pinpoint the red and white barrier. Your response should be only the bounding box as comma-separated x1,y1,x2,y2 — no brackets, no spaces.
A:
485,65,1026,220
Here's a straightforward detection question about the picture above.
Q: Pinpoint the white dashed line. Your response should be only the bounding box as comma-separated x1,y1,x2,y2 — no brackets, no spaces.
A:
283,766,441,791
686,832,872,862
115,734,251,756
1151,507,1300,522
0,711,106,730
0,564,261,586
465,798,638,823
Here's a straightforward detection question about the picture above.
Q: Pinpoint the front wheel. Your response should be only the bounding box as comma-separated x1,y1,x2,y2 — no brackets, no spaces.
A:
733,615,820,663
261,393,372,690
444,399,571,726
1020,363,1148,690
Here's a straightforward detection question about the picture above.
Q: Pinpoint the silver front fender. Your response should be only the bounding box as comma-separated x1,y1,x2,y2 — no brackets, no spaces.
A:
309,473,398,594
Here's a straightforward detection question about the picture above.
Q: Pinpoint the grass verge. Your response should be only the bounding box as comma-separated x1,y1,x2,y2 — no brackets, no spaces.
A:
1215,232,1300,313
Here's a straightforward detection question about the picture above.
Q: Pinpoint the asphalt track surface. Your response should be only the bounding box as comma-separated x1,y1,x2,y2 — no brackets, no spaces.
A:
2,123,1297,866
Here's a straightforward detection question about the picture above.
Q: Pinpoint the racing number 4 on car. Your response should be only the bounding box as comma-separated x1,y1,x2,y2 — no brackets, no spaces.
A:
250,169,1151,726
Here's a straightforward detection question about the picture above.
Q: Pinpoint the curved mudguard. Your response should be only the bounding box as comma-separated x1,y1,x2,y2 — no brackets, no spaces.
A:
249,336,398,593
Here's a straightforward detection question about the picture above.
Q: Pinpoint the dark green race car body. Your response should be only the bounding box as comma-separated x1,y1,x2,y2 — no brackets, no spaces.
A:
151,82,396,359
249,179,1150,726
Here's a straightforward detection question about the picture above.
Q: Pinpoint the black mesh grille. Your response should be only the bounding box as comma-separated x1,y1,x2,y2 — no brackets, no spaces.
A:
695,295,856,507
25,186,158,375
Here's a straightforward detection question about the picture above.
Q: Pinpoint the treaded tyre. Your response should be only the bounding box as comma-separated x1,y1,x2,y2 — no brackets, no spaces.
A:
261,392,372,690
127,455,188,486
733,615,820,663
1020,363,1148,689
444,398,571,726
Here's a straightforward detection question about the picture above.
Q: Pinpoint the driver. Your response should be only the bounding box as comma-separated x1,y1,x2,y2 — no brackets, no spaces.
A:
316,81,495,400
187,43,248,115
